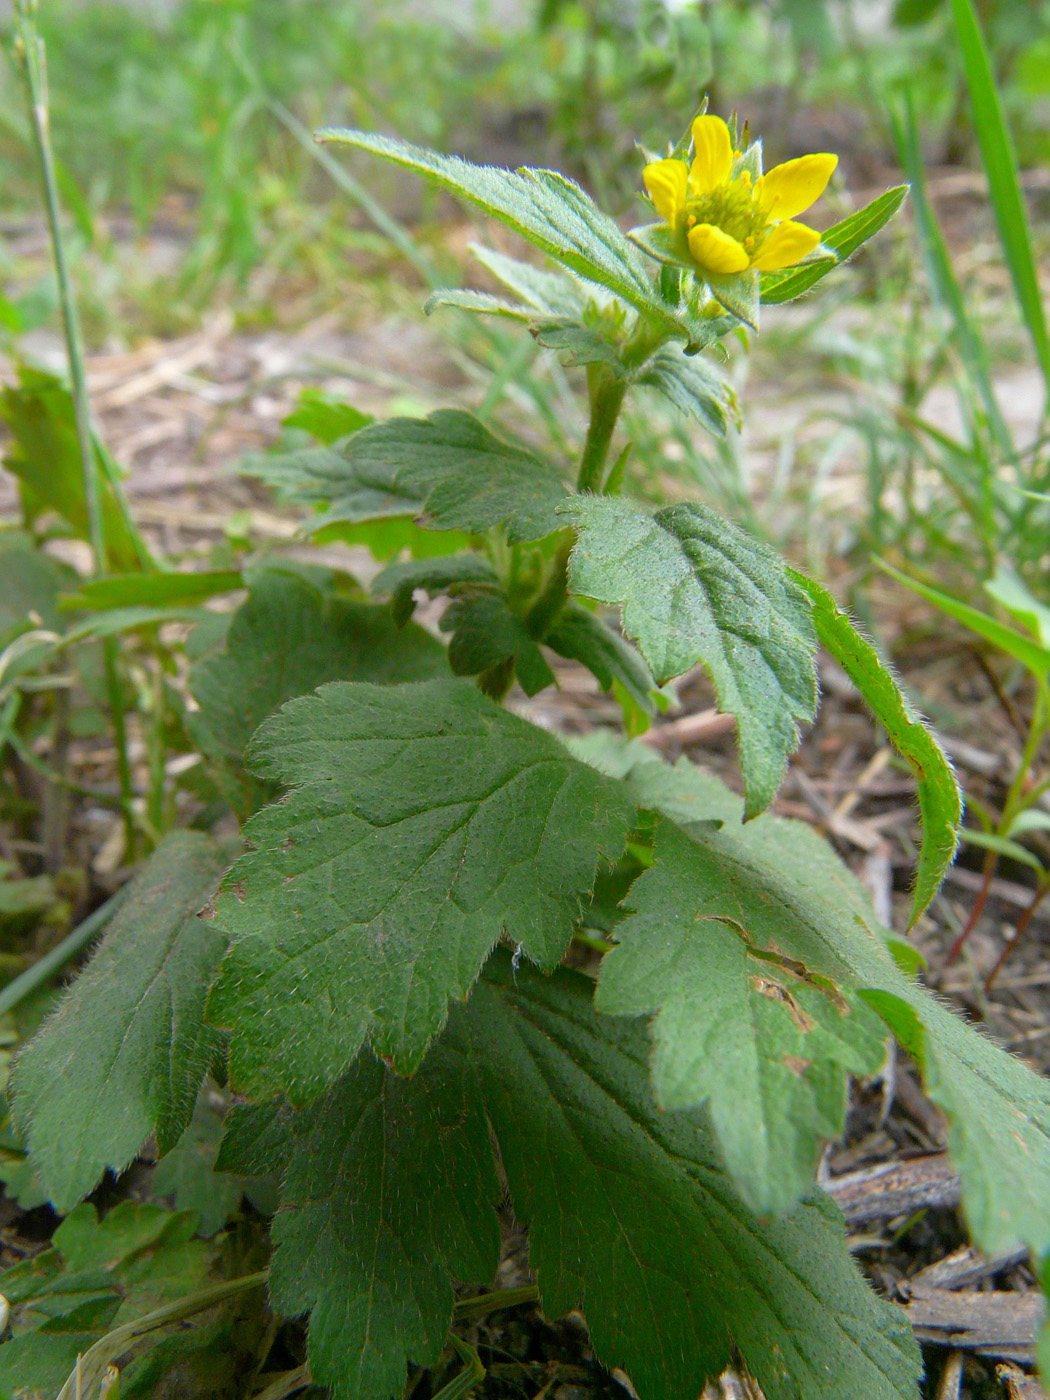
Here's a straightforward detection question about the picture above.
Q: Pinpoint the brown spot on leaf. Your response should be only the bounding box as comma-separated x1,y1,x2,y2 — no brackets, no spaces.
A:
750,975,816,1034
782,1054,811,1077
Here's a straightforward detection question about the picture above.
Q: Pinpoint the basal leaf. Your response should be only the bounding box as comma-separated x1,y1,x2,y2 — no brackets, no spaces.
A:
545,603,657,714
151,1093,246,1238
760,186,909,304
634,342,736,437
207,679,634,1098
794,572,961,922
190,568,447,786
449,957,921,1400
562,496,817,815
11,833,226,1211
597,819,888,1213
266,1049,500,1400
440,589,556,696
317,129,704,346
580,739,1050,1261
371,554,498,626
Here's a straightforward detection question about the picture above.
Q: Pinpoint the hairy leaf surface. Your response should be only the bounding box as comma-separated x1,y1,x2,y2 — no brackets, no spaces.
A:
546,603,657,713
12,833,226,1211
243,409,569,542
371,554,498,626
208,679,633,1098
597,819,887,1212
578,739,1050,1258
451,959,920,1400
440,590,555,695
318,130,706,345
267,1050,500,1400
795,573,960,921
635,343,736,437
760,186,909,304
562,496,817,814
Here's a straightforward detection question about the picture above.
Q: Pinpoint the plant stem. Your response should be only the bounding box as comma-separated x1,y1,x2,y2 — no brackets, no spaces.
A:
576,365,627,494
0,886,126,1017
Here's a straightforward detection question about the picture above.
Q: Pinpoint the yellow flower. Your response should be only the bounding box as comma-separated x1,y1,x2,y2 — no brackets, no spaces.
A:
642,114,837,279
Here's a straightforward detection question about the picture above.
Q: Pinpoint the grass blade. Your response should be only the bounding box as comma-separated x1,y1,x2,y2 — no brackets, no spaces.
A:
949,0,1050,405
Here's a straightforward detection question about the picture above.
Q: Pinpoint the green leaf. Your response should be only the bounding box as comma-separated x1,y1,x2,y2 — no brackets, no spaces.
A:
190,569,448,769
371,554,498,626
11,833,226,1211
793,572,961,922
207,678,634,1097
561,496,817,816
545,603,657,714
531,318,625,370
880,558,1050,678
984,567,1050,649
581,739,1050,1262
152,1093,247,1238
247,410,569,544
597,817,888,1213
60,570,242,611
0,365,149,573
317,129,705,346
635,343,736,437
451,957,921,1400
705,267,760,329
283,390,372,445
266,1049,500,1400
958,827,1045,874
949,0,1050,394
0,1202,217,1400
760,186,908,304
440,590,556,696
424,287,534,321
627,219,691,267
467,243,588,316
0,530,75,645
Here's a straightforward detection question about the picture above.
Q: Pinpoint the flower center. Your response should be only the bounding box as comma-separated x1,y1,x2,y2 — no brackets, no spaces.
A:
684,175,770,249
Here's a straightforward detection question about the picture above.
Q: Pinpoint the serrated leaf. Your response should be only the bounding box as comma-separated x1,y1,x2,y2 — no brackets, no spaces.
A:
597,818,888,1213
190,568,447,770
267,1048,500,1400
531,318,625,370
440,589,555,696
317,129,705,345
371,554,498,626
793,572,961,922
581,739,1050,1262
450,957,921,1400
11,833,226,1211
562,496,817,816
253,410,568,544
635,342,736,437
760,186,909,304
468,243,588,316
283,391,372,444
207,678,634,1098
546,603,657,713
152,1093,246,1238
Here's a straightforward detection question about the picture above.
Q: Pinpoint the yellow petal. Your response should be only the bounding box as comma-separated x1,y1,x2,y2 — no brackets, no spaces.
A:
759,153,837,221
750,220,821,271
643,159,688,228
687,222,750,275
689,115,733,195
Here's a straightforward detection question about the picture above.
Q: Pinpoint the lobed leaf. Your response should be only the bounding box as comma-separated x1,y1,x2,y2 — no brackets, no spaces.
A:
561,496,817,815
634,342,736,437
579,739,1050,1261
265,1050,500,1400
546,603,657,714
12,833,226,1211
207,678,634,1098
439,589,555,695
454,958,921,1400
371,554,498,626
597,818,889,1213
794,572,961,922
316,129,706,345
